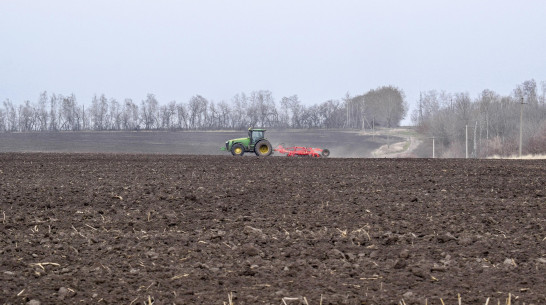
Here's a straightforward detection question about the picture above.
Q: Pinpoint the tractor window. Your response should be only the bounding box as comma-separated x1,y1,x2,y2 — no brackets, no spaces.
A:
251,131,264,144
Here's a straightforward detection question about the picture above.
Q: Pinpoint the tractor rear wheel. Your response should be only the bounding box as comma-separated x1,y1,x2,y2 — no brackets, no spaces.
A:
321,149,330,158
231,143,245,156
254,140,272,156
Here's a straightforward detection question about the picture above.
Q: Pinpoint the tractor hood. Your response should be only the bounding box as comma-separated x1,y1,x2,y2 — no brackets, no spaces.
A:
229,137,249,143
225,137,251,151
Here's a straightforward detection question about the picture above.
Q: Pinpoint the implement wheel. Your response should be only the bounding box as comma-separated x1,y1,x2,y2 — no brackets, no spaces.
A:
231,143,245,156
255,140,273,156
321,149,330,158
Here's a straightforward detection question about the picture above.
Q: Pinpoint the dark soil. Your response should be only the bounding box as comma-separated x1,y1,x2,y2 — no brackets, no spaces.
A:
1,154,544,305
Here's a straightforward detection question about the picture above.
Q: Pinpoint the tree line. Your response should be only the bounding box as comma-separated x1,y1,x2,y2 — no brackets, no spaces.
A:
411,79,546,157
0,86,407,132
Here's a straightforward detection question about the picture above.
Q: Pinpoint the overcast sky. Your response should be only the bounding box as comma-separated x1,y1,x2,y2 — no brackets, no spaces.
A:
1,0,545,124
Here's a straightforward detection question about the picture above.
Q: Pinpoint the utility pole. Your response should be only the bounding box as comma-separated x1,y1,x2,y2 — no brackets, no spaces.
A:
465,125,468,159
418,93,423,126
433,137,435,158
473,121,478,158
372,117,375,140
519,97,526,157
345,101,349,128
343,92,350,129
430,137,436,158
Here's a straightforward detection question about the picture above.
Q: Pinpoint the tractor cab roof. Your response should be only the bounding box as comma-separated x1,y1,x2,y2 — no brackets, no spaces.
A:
248,128,266,132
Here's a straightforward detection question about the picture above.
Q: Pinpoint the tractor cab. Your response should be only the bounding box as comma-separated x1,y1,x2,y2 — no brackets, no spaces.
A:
249,128,265,145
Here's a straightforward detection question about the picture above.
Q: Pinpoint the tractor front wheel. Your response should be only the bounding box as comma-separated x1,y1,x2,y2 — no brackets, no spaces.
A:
255,140,273,156
231,143,245,156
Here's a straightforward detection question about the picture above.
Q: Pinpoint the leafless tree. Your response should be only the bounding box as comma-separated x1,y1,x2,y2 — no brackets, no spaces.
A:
247,90,277,127
141,94,158,130
58,94,78,131
415,79,546,156
1,80,543,153
90,94,109,130
121,99,139,130
217,101,231,129
48,94,59,131
3,99,18,132
319,100,344,128
158,101,177,130
17,100,36,131
187,95,208,129
108,99,121,130
280,95,303,128
176,102,188,129
0,107,6,132
36,91,49,131
540,81,546,105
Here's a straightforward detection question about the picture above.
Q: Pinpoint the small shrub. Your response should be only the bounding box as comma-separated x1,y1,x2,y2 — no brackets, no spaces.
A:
527,121,546,154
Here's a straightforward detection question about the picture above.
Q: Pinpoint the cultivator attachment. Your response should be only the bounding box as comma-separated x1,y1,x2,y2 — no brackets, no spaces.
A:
274,145,330,158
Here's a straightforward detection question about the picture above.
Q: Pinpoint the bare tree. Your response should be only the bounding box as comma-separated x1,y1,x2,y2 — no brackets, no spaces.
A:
514,79,538,105
248,90,277,127
167,101,177,129
346,94,364,129
176,102,188,129
90,94,109,130
122,99,139,130
414,79,546,157
109,99,122,130
159,101,177,130
538,81,546,106
59,94,77,131
141,94,158,130
49,94,58,131
188,95,208,129
1,80,543,155
0,107,6,132
217,101,231,129
301,104,321,128
230,93,248,129
411,91,442,130
36,91,49,131
3,100,18,132
319,100,344,128
208,101,220,129
18,100,36,131
280,95,303,128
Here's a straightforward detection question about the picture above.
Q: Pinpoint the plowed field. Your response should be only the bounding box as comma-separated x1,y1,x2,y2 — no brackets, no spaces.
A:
1,154,545,305
0,130,398,158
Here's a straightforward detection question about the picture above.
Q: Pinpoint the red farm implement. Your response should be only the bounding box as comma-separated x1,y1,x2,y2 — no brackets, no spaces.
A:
274,145,330,158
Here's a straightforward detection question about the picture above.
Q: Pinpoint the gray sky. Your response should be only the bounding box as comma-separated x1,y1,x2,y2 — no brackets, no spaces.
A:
1,0,545,124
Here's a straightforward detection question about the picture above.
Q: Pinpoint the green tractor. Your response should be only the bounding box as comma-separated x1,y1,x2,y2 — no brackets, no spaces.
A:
221,128,273,156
